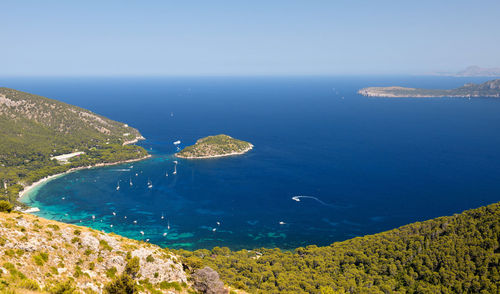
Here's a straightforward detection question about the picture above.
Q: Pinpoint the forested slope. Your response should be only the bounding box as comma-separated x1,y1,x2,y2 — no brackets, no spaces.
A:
178,202,500,293
0,88,148,205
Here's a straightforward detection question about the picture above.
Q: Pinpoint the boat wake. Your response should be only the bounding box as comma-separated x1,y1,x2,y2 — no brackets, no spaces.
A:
291,195,337,208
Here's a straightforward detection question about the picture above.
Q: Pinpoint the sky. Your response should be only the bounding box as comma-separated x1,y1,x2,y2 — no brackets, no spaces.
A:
1,0,500,76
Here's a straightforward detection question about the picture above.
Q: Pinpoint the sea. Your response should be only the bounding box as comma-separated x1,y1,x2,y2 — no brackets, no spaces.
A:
4,75,500,250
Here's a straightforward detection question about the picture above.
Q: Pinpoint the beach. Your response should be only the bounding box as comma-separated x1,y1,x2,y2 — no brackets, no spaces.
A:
18,154,152,202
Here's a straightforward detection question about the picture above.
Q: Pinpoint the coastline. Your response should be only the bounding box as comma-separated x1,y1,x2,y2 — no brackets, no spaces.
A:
122,135,146,146
175,145,253,159
18,154,152,202
19,136,149,202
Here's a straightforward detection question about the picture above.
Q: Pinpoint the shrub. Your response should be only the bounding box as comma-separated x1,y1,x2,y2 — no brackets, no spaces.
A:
106,267,117,279
146,255,154,263
159,281,182,291
0,200,13,213
47,224,60,231
18,278,40,290
99,240,112,251
33,252,49,266
104,257,141,294
49,280,76,294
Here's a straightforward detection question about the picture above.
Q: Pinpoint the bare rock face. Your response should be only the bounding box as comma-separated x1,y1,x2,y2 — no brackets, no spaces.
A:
80,232,100,250
132,247,187,284
192,267,228,294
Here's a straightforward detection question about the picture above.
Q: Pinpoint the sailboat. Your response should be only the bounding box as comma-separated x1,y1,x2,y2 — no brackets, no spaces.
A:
173,161,178,175
167,220,170,230
165,171,168,177
116,181,120,191
147,179,153,189
129,177,133,186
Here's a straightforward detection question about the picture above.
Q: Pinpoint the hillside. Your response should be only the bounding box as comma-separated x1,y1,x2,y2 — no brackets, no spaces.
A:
358,79,500,98
176,135,253,159
177,202,500,293
0,88,148,206
0,211,196,293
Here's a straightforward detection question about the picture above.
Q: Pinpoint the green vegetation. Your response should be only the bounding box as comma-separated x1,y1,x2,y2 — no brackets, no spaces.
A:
0,87,148,207
176,202,500,293
358,78,500,97
104,257,140,294
176,134,253,158
32,252,49,266
0,200,13,212
48,280,76,294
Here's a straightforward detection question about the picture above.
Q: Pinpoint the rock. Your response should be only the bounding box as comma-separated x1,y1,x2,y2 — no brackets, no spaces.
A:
192,267,228,294
105,255,126,272
131,248,187,284
13,238,41,252
80,232,100,250
16,218,31,228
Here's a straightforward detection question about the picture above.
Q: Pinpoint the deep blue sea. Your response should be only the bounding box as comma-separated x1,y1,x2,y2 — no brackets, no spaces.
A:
4,76,500,250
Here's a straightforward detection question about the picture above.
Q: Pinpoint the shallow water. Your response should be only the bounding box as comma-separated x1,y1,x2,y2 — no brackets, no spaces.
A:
6,76,500,250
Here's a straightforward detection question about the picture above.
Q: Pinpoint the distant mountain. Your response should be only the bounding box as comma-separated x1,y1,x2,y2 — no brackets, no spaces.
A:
455,66,500,77
433,66,500,77
358,79,500,98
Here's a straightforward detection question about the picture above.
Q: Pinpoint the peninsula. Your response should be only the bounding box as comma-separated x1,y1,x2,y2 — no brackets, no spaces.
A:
0,87,149,207
358,79,500,98
176,134,253,159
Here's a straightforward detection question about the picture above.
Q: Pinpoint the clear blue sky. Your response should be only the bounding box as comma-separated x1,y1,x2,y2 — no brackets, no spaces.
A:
1,0,499,76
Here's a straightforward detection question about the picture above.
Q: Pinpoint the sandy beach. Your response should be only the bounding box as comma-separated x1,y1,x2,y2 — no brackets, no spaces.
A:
18,154,152,201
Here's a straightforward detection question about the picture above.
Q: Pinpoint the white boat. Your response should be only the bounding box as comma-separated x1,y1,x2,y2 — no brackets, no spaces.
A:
173,140,181,145
129,178,133,186
147,179,153,189
116,182,120,191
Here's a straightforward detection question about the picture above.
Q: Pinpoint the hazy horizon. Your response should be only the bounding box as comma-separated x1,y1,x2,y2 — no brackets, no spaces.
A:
2,0,500,76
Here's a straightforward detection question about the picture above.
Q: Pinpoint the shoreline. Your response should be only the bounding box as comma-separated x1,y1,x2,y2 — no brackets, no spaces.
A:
175,145,253,159
18,154,152,202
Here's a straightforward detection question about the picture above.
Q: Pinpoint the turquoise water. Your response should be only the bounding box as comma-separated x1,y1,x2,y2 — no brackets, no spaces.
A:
7,76,500,250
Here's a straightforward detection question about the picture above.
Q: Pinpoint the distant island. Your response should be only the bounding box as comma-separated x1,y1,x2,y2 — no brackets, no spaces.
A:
358,79,500,98
176,134,253,159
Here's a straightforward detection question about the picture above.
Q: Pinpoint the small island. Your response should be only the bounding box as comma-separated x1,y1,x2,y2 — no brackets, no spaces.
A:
358,79,500,98
176,134,253,159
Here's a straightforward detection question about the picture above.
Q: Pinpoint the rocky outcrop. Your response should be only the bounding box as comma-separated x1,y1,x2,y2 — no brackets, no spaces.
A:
0,212,190,293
